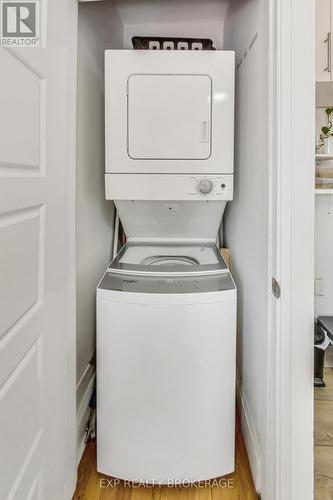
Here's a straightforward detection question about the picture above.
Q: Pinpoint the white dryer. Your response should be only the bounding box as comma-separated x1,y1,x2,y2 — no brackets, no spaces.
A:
105,50,235,175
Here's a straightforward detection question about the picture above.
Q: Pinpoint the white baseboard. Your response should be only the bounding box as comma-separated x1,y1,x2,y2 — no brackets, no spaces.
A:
76,363,95,464
236,379,261,494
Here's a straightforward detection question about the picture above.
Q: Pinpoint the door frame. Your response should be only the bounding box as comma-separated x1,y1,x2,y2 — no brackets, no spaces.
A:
268,0,315,499
65,0,79,497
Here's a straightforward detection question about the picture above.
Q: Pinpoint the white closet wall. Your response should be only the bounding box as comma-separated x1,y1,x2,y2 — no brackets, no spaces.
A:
114,0,227,49
76,1,124,461
223,0,269,494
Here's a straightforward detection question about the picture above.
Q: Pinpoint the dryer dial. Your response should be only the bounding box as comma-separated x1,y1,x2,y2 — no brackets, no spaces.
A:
198,179,214,194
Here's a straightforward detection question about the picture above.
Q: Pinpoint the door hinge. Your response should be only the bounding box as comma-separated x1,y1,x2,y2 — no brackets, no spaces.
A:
272,277,280,299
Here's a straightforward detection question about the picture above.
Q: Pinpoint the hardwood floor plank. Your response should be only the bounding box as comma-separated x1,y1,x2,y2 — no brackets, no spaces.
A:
98,479,119,499
191,487,212,500
85,463,106,500
158,486,190,500
74,441,98,500
130,487,155,500
113,486,133,500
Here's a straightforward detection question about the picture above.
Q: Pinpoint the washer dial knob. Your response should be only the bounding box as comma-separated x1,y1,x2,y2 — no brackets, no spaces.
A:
198,179,214,194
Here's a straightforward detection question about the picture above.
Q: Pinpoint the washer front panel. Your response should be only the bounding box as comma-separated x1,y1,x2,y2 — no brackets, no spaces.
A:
97,284,237,481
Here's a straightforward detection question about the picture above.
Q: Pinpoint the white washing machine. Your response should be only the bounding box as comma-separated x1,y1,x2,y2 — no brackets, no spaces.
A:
97,242,236,483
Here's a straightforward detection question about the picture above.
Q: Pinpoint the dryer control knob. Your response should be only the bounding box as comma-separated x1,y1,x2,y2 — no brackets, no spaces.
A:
198,179,213,194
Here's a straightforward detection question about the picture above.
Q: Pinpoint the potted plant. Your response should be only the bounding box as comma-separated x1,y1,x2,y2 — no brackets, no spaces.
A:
318,107,333,154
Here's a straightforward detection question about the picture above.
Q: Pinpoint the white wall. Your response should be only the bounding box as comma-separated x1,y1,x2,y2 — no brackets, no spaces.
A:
76,1,124,461
223,0,269,495
114,0,228,49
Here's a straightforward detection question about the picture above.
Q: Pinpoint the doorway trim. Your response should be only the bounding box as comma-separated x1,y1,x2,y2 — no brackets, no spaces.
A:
268,0,315,499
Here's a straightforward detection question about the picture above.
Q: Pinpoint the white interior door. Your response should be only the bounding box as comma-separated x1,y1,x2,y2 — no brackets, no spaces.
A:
0,1,77,499
128,74,212,160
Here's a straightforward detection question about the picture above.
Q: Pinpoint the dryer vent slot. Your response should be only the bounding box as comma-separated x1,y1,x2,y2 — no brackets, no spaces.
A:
132,36,215,51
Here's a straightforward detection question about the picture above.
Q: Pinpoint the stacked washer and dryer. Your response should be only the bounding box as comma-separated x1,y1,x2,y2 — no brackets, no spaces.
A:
97,50,236,483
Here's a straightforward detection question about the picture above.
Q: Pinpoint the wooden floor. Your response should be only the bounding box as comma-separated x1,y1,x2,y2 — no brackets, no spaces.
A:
72,417,257,500
314,367,333,500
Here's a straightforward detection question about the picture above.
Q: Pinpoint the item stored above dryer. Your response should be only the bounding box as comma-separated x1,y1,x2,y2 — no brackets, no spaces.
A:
132,36,215,51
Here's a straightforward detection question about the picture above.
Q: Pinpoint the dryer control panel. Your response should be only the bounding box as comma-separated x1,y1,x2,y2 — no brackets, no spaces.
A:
105,174,233,201
191,176,230,197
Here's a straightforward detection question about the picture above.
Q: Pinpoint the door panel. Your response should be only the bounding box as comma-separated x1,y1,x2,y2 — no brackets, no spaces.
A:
0,207,42,337
0,49,42,169
128,74,212,160
0,0,77,499
0,341,42,499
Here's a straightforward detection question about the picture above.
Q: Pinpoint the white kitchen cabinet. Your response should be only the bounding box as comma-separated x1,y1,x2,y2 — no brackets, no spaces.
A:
316,0,333,81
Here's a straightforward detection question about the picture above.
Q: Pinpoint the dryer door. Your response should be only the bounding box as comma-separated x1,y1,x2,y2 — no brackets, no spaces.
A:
127,74,212,160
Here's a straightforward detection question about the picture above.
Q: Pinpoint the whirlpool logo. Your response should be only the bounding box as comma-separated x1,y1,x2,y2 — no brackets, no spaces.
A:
1,1,40,46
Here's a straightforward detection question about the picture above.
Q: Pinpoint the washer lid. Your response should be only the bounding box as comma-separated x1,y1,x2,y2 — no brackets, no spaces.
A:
108,242,228,276
114,200,227,243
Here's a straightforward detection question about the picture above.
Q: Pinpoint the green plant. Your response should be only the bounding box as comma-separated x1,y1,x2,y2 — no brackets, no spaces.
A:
321,107,333,139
